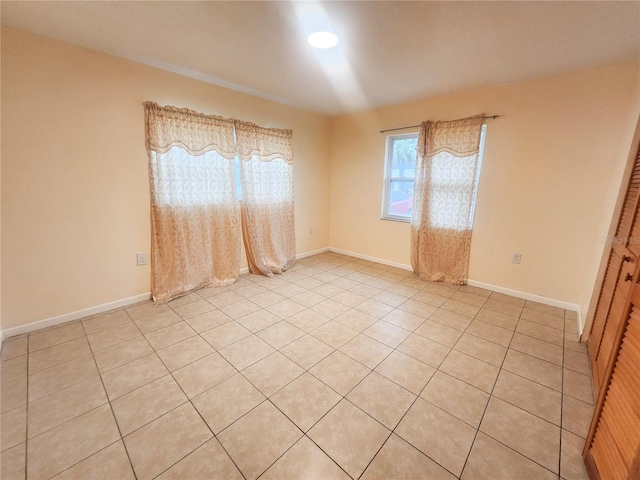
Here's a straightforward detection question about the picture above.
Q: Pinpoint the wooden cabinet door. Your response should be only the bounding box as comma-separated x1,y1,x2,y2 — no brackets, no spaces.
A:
589,145,640,393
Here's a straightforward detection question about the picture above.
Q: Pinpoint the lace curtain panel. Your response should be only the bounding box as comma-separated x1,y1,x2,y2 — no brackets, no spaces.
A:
235,121,296,276
145,102,240,302
410,114,485,285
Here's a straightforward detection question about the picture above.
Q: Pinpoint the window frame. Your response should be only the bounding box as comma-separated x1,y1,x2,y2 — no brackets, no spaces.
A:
381,132,419,223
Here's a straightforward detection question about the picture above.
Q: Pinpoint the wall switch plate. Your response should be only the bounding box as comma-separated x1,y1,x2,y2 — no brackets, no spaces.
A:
511,252,522,264
136,252,148,266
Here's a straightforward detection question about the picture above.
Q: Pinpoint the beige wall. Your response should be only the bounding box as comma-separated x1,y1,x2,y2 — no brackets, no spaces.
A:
1,28,331,329
329,62,640,319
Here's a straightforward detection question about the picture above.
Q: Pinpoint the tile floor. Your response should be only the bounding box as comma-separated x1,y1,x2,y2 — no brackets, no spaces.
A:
0,252,594,479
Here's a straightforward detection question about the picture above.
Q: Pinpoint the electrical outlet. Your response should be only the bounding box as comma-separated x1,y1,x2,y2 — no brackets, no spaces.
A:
511,252,522,264
309,227,314,234
136,252,148,266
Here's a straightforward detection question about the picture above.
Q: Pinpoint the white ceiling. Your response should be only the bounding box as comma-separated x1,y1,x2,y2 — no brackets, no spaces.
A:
2,1,639,116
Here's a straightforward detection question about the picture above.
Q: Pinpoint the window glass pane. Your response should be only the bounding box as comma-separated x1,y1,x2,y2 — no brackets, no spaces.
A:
391,137,417,178
387,180,414,217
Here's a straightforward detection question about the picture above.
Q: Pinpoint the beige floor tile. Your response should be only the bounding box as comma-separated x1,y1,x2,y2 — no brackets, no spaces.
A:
28,376,108,438
441,298,481,318
421,371,489,428
28,354,98,402
563,368,594,404
111,375,187,435
242,352,304,397
2,355,27,385
414,320,463,347
362,433,456,480
144,321,196,351
375,350,435,394
236,310,282,333
218,401,302,480
309,399,390,479
92,336,153,373
28,323,85,353
218,335,276,370
363,320,411,348
481,298,523,318
510,333,563,365
156,335,215,372
339,334,393,369
309,351,371,395
1,406,26,452
429,308,473,331
52,441,135,480
156,438,243,480
221,299,262,320
167,292,202,308
565,317,579,335
1,337,28,361
397,298,438,318
520,308,564,330
451,290,487,307
124,403,212,480
565,334,589,354
125,301,169,321
480,397,560,473
295,277,325,291
206,290,244,308
461,432,557,480
489,291,526,307
272,283,308,298
335,309,378,332
28,337,92,375
27,404,120,480
1,442,26,480
439,350,499,393
101,353,168,400
133,310,182,335
313,283,344,298
423,284,458,298
347,372,416,429
250,290,288,308
493,370,561,425
355,299,395,318
516,319,564,346
87,322,142,352
396,398,476,477
372,291,407,308
351,283,383,299
333,290,368,308
262,436,350,480
82,309,131,335
397,333,451,368
233,283,270,299
564,349,591,376
280,335,335,369
561,429,589,480
1,376,27,414
172,352,236,398
201,321,252,349
289,290,326,308
524,300,565,318
271,372,342,432
256,321,306,349
311,299,351,319
454,333,508,366
466,320,514,347
310,320,358,349
192,374,265,434
502,349,563,391
562,395,595,438
287,309,331,332
475,308,519,330
184,309,232,333
382,308,425,331
388,283,421,298
399,276,429,290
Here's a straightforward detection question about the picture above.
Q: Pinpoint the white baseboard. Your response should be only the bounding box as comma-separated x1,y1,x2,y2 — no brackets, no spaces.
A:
328,247,412,271
0,330,4,353
297,247,330,259
2,292,151,340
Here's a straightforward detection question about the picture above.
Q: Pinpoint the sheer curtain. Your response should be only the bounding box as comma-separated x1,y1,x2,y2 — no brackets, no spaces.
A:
410,114,485,285
235,120,296,276
145,102,241,302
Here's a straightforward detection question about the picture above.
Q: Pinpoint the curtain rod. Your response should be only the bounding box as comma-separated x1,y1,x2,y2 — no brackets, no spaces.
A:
379,115,501,133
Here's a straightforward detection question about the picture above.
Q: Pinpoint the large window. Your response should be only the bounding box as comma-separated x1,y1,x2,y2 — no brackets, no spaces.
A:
381,133,418,221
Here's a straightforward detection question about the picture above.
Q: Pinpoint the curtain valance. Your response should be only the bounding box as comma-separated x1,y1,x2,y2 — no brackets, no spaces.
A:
144,102,237,159
234,120,294,164
418,114,485,158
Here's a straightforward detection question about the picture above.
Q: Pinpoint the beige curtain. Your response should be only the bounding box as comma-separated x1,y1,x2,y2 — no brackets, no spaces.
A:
235,120,296,276
145,102,241,302
410,114,485,285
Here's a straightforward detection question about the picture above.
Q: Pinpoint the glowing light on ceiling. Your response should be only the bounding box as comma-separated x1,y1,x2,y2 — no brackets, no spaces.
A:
307,31,338,49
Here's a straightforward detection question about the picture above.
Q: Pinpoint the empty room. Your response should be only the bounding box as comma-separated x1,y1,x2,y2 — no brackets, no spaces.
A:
1,1,639,479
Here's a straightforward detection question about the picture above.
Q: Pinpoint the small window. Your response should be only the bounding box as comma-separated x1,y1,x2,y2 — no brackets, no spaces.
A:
381,133,418,221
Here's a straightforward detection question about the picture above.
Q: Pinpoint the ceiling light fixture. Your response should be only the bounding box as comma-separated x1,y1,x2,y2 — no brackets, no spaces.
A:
308,31,338,49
